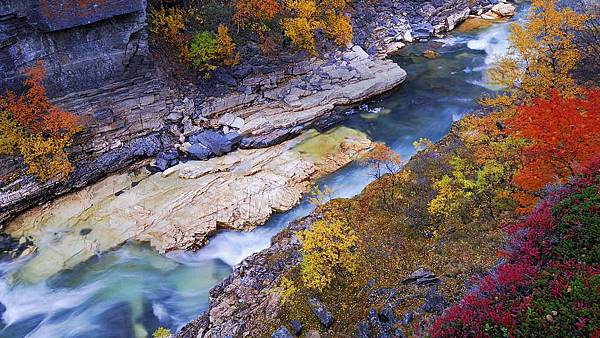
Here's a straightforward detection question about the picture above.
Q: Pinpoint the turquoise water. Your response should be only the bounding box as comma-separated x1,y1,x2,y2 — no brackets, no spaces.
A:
0,10,525,338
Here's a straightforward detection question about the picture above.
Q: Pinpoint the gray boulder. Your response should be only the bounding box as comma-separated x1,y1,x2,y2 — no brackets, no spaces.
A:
187,144,213,161
308,297,334,328
272,326,293,338
189,130,232,155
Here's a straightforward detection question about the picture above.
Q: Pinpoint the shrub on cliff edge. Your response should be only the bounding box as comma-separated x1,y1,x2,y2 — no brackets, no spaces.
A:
0,61,81,181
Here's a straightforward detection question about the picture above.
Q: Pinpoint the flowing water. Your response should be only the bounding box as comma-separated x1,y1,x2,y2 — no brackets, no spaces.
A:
0,9,526,338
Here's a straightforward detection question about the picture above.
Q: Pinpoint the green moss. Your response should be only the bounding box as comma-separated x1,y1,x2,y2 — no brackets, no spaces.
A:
292,127,370,163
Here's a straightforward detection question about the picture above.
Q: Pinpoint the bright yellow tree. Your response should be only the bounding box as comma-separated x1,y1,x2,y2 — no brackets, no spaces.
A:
482,0,588,107
215,24,240,67
298,219,358,291
282,0,353,54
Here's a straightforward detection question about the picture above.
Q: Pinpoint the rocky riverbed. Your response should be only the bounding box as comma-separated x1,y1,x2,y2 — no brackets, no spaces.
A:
5,127,371,283
0,0,506,223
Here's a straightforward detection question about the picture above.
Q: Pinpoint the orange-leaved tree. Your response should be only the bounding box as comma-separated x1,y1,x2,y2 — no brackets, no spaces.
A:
359,143,405,209
233,0,281,32
507,88,600,194
0,61,81,181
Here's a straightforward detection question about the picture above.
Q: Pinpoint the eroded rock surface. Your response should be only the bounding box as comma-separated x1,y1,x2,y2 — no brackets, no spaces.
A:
0,0,477,225
6,127,371,282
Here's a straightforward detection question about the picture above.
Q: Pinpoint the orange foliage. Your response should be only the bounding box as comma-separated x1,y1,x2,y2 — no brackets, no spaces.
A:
360,142,402,179
233,0,281,30
0,61,81,180
507,88,600,192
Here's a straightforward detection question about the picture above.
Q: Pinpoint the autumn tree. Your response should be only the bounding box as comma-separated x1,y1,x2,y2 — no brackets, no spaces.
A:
215,24,240,67
232,0,281,32
148,6,195,63
507,88,600,193
282,0,353,55
0,61,81,181
482,0,588,107
189,31,218,72
282,0,321,55
298,219,358,291
428,156,514,223
359,143,407,209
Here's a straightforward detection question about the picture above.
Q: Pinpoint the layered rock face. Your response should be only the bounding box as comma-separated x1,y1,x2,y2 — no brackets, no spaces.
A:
0,0,408,224
0,0,173,223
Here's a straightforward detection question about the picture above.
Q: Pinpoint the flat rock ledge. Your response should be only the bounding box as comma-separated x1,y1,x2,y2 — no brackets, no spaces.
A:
5,127,371,283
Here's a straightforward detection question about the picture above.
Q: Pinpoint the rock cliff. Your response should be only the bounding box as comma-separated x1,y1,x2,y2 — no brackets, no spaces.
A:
0,0,411,224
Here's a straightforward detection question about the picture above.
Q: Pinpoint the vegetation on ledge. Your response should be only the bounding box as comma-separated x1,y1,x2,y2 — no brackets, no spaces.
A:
258,0,600,336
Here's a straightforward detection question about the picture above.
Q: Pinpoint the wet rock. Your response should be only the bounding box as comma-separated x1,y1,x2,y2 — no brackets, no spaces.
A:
272,326,293,338
423,50,440,59
290,320,303,336
308,297,334,328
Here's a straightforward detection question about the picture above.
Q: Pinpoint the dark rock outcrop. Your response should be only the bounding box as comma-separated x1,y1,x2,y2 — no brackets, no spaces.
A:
308,297,335,328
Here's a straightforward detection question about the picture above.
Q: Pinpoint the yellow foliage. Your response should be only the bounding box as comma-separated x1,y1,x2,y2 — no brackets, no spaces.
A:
19,134,75,181
428,174,467,220
282,16,319,55
283,0,353,54
148,6,193,62
298,219,358,291
216,24,240,67
484,0,587,106
275,277,298,304
0,108,23,156
0,62,81,181
323,14,353,46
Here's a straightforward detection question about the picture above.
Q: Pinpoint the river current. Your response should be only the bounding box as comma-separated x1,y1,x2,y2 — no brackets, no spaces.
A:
0,8,524,338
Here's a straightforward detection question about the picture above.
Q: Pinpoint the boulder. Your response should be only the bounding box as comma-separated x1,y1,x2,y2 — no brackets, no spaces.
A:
491,3,516,17
272,326,293,338
379,306,396,324
418,285,446,314
402,268,439,286
308,297,334,328
290,320,303,336
304,330,321,338
218,113,245,129
186,144,212,160
356,320,371,338
412,22,434,40
155,149,179,171
189,130,232,156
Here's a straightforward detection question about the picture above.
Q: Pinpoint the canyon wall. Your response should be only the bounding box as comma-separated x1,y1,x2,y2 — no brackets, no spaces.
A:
0,0,482,223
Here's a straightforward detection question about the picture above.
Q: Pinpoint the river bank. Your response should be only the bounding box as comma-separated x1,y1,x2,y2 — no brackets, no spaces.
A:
0,0,481,223
0,1,518,336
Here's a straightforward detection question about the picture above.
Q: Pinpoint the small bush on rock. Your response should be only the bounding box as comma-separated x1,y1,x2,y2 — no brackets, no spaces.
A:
0,61,81,181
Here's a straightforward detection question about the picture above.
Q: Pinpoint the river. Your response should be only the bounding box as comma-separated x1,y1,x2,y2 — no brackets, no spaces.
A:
0,8,524,338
